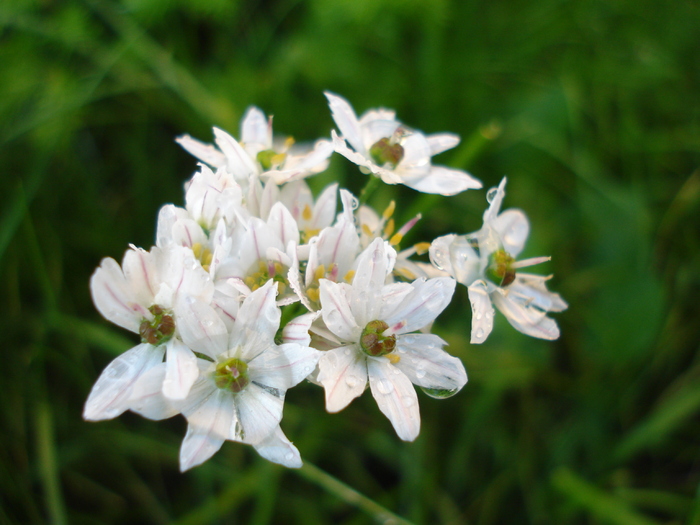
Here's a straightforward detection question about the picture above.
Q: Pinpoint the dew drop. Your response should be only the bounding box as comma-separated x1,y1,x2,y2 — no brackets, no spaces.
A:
375,378,392,395
345,374,359,388
416,368,427,379
344,348,351,356
486,187,499,203
476,328,485,339
401,395,415,407
285,452,295,462
420,386,460,399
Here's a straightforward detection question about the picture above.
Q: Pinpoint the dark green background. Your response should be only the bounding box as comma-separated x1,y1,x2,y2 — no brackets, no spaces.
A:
2,0,699,523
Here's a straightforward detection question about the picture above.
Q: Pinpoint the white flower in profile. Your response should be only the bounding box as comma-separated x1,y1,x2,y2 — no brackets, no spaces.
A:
128,280,321,471
176,106,333,188
84,244,222,421
325,92,482,196
315,238,467,441
429,177,568,343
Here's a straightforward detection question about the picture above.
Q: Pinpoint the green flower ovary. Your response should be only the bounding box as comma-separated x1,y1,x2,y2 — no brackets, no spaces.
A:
369,137,404,169
486,249,516,287
139,305,175,346
214,357,250,393
360,320,396,357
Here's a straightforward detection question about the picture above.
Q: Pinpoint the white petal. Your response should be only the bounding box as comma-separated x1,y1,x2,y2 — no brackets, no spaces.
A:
253,426,302,468
318,346,367,412
212,127,258,181
232,280,279,348
325,92,364,154
267,201,299,249
175,295,228,358
367,358,420,441
331,130,375,172
350,238,394,323
401,166,482,196
122,247,160,307
394,334,467,392
311,183,339,230
249,343,321,389
241,106,270,147
163,338,199,400
179,423,225,472
128,363,180,420
83,344,164,421
382,277,455,335
281,312,318,346
493,209,529,257
236,384,285,444
511,274,568,313
492,288,561,340
426,133,460,156
483,177,508,223
319,279,359,343
90,257,142,333
176,134,226,167
467,280,495,343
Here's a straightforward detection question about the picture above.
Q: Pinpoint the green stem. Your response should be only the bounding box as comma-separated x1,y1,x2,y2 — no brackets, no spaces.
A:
358,174,382,208
297,461,415,525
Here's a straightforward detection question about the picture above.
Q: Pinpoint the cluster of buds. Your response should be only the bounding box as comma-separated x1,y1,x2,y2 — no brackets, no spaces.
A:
84,93,566,471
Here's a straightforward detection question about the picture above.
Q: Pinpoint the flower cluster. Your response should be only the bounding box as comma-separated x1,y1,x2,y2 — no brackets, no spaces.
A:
84,93,566,471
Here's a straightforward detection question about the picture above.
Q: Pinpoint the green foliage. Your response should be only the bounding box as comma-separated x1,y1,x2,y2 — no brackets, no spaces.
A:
1,0,699,523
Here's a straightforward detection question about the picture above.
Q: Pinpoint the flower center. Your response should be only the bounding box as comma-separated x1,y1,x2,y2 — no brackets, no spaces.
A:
360,320,396,357
214,357,250,393
369,137,404,169
192,242,213,272
257,149,287,171
139,305,175,346
486,249,516,287
244,259,290,294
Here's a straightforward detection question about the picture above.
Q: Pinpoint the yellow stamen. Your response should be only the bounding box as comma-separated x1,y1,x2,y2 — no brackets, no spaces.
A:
395,267,416,281
307,287,320,302
361,224,373,236
414,242,430,255
302,204,313,222
314,264,326,281
384,218,395,238
382,200,396,220
389,232,403,246
343,270,355,283
387,354,401,364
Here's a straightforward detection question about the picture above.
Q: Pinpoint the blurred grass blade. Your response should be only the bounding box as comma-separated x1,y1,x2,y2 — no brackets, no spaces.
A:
551,468,658,525
48,312,135,356
85,0,237,127
298,461,415,525
614,383,700,462
36,400,67,525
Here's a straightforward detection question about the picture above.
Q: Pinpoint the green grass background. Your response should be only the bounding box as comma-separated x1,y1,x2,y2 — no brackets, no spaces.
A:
1,0,699,523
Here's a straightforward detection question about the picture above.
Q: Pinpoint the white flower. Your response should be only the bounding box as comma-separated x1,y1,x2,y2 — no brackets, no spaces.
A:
289,189,360,311
84,244,222,420
325,92,482,196
128,280,321,471
315,238,467,441
429,177,568,343
215,201,300,305
176,107,333,188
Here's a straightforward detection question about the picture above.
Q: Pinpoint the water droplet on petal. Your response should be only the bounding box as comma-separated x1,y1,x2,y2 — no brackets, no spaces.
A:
345,374,359,388
476,328,484,339
285,452,294,461
401,396,415,407
376,378,392,395
420,386,460,399
486,187,498,203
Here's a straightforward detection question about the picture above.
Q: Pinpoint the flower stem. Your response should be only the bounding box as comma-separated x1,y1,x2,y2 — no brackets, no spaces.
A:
358,174,382,207
297,461,415,525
